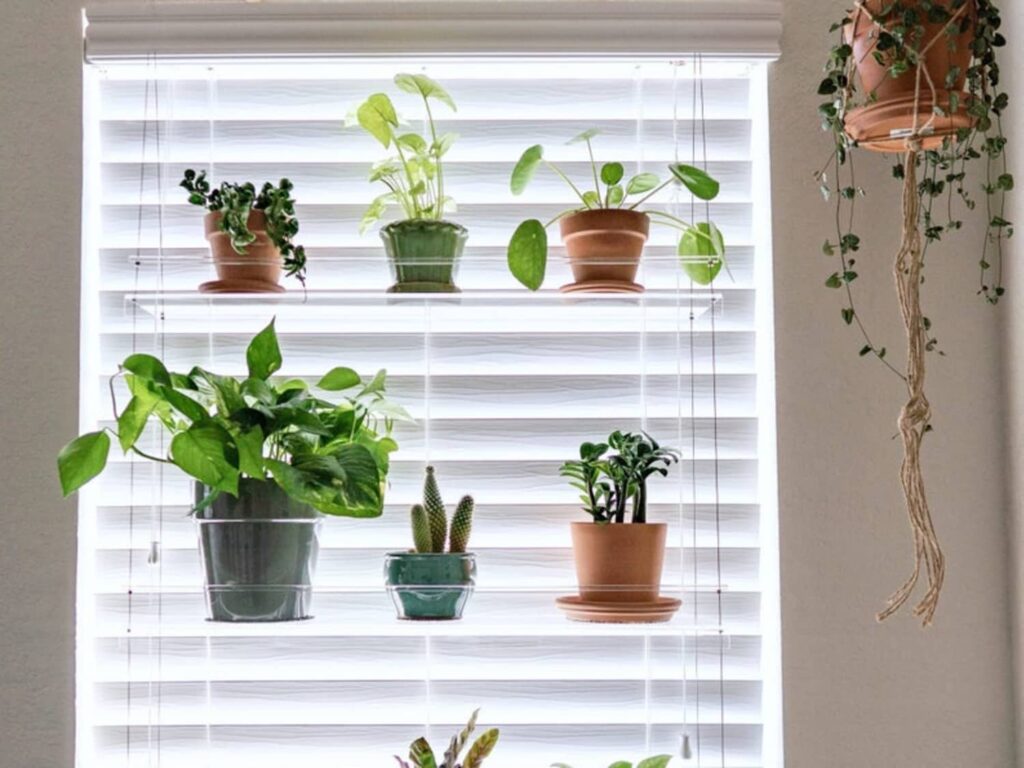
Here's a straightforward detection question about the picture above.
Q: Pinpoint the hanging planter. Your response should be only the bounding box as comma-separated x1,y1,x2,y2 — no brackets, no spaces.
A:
181,170,307,293
57,319,408,622
355,74,466,293
555,431,681,623
506,128,726,293
817,0,1013,625
385,466,477,620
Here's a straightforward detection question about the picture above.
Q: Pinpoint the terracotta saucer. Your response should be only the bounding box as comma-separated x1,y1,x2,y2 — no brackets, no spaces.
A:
559,280,645,294
199,279,285,294
555,595,682,624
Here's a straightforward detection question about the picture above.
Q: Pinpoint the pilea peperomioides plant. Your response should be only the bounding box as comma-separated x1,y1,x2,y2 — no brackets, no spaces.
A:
816,0,1013,625
395,709,499,768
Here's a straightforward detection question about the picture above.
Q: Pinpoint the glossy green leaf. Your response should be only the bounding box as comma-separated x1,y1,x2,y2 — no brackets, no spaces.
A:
117,394,157,453
357,93,398,147
670,163,720,200
246,319,282,381
636,757,673,768
600,162,624,185
122,353,172,386
234,426,265,478
463,729,499,768
58,430,111,496
318,367,362,391
507,219,547,291
625,172,660,195
170,421,239,495
582,190,601,209
679,221,725,285
159,386,209,423
606,185,624,206
395,133,428,153
358,369,388,397
409,738,438,768
394,73,457,111
510,144,544,195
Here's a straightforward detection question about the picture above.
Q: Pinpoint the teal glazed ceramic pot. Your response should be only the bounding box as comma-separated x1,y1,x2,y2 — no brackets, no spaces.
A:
195,478,321,622
380,219,468,293
384,551,477,620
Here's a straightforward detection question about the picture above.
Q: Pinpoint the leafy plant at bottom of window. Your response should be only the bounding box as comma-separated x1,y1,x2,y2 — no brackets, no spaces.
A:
181,169,308,285
394,709,499,768
57,318,410,517
560,431,680,524
353,73,459,233
553,756,672,768
505,128,725,290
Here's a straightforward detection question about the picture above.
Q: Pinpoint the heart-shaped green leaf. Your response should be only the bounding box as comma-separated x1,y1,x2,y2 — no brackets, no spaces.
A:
246,318,282,381
170,421,239,495
600,162,624,185
318,367,362,391
636,756,673,768
122,353,172,386
357,93,398,147
394,73,457,111
58,430,111,496
507,219,547,291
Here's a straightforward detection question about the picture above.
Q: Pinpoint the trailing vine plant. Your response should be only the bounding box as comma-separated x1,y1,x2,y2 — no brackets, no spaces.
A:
815,0,1012,625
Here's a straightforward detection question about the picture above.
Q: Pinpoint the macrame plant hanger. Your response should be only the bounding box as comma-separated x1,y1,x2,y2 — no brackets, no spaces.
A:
848,2,970,626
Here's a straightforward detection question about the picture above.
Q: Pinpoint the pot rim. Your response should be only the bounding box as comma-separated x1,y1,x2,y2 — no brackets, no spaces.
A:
385,550,477,559
570,520,668,529
381,218,467,233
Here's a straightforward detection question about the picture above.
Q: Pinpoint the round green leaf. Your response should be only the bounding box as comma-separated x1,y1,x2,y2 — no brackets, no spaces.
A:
600,162,624,185
625,172,660,195
318,367,362,391
679,221,725,285
507,219,548,291
510,145,544,195
58,430,111,496
607,185,625,206
669,163,721,201
567,127,601,145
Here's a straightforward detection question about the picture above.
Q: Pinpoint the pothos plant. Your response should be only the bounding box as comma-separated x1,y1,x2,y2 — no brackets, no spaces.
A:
181,170,308,285
57,319,408,517
354,73,459,232
560,431,680,524
395,709,499,768
815,0,1012,624
505,128,725,290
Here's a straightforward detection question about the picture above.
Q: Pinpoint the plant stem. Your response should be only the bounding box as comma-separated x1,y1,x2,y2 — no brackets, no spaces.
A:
585,138,601,199
423,97,444,219
626,177,675,211
544,160,590,207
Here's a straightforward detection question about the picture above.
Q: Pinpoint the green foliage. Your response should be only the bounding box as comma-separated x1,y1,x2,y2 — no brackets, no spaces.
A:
560,431,680,524
817,0,1013,370
181,169,308,285
395,710,499,768
553,757,671,768
505,128,724,290
449,495,475,553
408,466,475,553
57,319,409,517
355,73,458,231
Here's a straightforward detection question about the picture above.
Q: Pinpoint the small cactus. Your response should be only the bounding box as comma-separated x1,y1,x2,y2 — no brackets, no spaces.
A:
423,465,448,552
449,495,475,553
410,503,432,553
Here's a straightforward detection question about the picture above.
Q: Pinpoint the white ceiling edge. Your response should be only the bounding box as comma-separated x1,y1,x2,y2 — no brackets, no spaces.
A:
84,1,783,62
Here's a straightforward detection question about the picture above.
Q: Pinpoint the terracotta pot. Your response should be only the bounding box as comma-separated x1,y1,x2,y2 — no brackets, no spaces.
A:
559,209,650,293
845,0,977,152
204,210,283,291
570,521,667,603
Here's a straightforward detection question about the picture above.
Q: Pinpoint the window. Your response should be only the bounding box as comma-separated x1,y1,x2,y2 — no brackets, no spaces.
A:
79,6,781,767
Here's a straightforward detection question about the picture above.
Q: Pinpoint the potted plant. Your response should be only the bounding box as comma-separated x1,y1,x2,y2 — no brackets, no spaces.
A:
385,466,476,620
554,756,672,768
557,431,680,622
181,170,308,293
505,128,725,293
817,0,1012,625
394,709,499,768
58,319,405,622
354,73,465,293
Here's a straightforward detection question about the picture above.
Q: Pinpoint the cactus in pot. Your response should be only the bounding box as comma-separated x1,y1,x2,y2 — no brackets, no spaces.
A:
385,466,478,620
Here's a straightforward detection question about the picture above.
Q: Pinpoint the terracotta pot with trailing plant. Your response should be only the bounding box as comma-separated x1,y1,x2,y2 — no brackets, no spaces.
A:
816,0,1012,625
355,74,467,293
181,170,307,293
385,466,477,621
506,128,726,293
58,319,405,622
556,431,680,623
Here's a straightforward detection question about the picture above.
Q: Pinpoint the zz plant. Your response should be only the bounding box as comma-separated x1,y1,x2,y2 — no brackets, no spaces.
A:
58,319,405,517
181,170,308,284
355,73,459,232
561,431,680,524
395,709,499,768
506,128,725,290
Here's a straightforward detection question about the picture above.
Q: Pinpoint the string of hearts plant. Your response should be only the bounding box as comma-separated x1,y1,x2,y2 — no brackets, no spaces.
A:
816,0,1012,625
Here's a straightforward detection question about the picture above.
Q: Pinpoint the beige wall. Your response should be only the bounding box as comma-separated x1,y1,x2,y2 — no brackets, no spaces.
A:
0,1,1017,766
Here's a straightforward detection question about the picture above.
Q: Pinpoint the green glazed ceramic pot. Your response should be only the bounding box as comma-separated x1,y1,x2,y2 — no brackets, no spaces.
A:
380,219,468,293
384,552,477,620
195,478,321,623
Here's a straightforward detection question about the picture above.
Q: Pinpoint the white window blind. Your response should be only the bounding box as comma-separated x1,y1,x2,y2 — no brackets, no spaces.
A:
78,26,780,768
